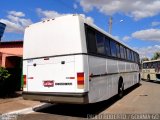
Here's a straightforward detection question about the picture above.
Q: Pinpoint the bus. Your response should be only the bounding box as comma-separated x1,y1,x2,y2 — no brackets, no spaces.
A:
141,59,160,81
22,14,140,104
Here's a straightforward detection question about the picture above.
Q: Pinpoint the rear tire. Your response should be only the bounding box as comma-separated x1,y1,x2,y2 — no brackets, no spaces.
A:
118,82,124,99
147,74,150,82
138,74,141,86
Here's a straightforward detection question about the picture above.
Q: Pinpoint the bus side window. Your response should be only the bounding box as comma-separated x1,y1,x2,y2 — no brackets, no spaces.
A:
143,63,145,69
116,43,121,58
104,37,111,56
96,32,105,55
124,47,127,60
110,40,117,57
126,49,131,61
86,28,97,54
131,51,135,61
120,45,124,59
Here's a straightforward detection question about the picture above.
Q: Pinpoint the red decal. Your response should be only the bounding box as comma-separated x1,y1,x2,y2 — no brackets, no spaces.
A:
43,80,54,87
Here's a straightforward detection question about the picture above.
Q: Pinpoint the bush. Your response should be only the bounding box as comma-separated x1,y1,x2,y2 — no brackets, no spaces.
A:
0,67,10,81
0,67,11,97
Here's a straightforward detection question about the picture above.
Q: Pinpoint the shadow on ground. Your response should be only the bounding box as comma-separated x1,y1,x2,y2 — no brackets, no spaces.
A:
142,79,160,84
0,91,22,99
33,84,140,118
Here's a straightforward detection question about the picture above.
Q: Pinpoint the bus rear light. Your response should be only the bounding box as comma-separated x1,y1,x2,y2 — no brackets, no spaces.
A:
23,75,27,88
77,72,84,89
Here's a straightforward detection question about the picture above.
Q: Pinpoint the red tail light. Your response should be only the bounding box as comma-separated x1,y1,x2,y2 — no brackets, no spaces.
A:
77,72,84,89
23,75,26,88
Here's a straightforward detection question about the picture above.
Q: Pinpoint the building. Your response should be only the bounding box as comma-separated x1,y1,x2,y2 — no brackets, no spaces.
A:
0,22,6,41
0,41,23,68
0,41,23,91
0,22,23,91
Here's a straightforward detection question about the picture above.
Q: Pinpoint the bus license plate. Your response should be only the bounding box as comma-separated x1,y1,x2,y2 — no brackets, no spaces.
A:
43,80,54,87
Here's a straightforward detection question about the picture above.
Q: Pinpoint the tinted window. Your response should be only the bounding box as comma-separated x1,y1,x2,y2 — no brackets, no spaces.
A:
96,33,105,55
104,37,111,56
137,54,140,63
153,62,158,68
134,53,140,63
127,49,133,61
124,47,127,60
131,51,135,61
116,44,120,58
158,62,160,67
136,53,139,63
143,63,148,69
120,45,125,59
110,40,117,57
126,49,130,60
86,27,97,54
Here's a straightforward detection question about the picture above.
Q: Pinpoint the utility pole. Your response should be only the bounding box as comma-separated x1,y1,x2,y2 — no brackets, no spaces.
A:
108,16,113,34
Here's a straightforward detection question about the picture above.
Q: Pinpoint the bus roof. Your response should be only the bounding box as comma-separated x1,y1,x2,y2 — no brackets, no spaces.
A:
26,14,139,55
143,59,160,63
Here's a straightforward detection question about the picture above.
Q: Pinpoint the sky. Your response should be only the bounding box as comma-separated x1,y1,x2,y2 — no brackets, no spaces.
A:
0,0,160,58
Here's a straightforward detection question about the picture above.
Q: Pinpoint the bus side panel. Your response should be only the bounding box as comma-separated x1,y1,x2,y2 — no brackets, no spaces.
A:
88,57,119,103
88,57,139,103
88,75,119,103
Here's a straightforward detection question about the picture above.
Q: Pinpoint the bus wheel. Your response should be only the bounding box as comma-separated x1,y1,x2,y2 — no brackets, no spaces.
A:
118,80,124,99
147,74,150,81
138,74,141,86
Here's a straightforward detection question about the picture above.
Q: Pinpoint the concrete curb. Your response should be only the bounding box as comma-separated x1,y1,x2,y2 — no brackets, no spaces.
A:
2,103,53,115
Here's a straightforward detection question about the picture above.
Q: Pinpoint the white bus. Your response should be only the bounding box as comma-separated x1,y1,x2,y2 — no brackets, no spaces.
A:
23,14,140,104
141,60,160,81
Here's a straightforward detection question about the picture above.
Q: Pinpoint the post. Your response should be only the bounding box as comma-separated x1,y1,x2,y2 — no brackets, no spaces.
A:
108,16,112,34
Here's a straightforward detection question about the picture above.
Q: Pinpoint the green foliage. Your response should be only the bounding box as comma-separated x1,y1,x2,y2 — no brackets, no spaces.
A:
141,57,149,62
151,52,160,60
0,67,10,81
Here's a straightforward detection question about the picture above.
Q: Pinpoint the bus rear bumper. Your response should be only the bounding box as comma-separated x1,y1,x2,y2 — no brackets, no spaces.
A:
22,92,89,104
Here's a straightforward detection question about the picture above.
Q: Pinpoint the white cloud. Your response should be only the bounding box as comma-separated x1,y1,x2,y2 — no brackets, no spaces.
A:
132,29,160,42
36,8,62,20
80,0,160,20
134,45,160,58
36,8,94,24
0,19,23,33
122,36,131,41
151,21,160,27
8,11,25,17
0,11,32,33
79,14,94,24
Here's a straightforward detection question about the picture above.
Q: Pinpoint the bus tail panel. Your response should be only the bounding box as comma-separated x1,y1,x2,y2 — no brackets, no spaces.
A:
26,56,77,93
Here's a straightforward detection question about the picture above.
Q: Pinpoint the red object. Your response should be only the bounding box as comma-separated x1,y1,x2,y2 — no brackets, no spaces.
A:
77,72,84,85
23,75,26,86
43,80,54,87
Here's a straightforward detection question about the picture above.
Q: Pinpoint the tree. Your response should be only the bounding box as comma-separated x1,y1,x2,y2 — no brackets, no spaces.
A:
151,52,160,60
141,57,149,62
